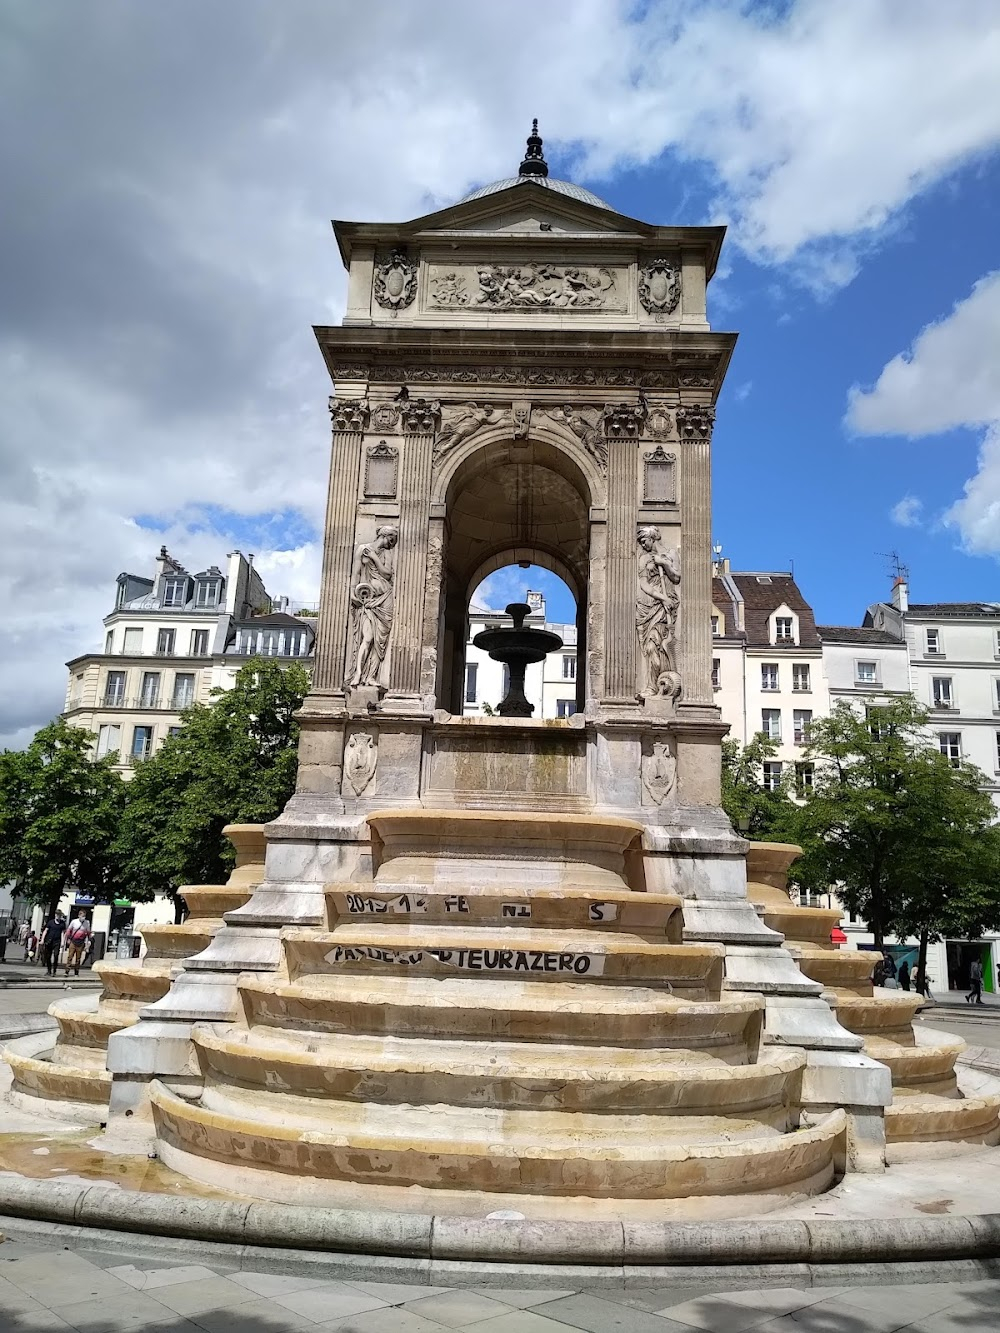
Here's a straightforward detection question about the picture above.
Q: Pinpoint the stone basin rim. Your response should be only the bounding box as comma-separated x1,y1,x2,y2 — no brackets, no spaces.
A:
368,809,645,848
4,1174,1000,1268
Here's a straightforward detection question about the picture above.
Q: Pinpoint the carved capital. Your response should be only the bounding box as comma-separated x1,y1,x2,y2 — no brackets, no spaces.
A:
639,258,681,315
603,401,647,439
329,396,370,433
675,404,715,441
402,397,441,434
373,249,417,313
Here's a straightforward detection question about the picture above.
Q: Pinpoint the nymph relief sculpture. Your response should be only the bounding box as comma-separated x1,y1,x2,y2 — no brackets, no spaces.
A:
636,525,682,701
347,525,398,688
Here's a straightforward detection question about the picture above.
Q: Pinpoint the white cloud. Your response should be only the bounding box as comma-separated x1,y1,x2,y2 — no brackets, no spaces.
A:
846,271,1000,553
3,1,1000,742
890,496,924,528
846,272,1000,436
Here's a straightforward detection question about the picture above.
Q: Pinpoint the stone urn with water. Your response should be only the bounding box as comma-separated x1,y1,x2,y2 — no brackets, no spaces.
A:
472,601,563,717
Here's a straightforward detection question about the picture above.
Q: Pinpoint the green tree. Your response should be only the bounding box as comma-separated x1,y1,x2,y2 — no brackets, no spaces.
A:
0,719,125,917
721,732,796,841
117,658,308,898
785,697,1000,952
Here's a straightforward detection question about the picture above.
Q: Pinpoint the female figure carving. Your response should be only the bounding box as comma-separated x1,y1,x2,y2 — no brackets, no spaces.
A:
348,526,398,688
636,525,682,698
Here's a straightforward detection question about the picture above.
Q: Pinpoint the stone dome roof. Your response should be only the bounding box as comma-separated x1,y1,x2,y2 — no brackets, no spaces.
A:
458,120,612,212
458,175,612,210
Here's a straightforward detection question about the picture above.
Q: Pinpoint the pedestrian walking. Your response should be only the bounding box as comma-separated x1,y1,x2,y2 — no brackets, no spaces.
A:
39,912,66,977
898,960,911,992
24,930,37,964
967,957,984,1005
915,967,935,1003
63,913,92,976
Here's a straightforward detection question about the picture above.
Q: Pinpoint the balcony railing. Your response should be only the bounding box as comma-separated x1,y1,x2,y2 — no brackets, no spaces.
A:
101,695,191,711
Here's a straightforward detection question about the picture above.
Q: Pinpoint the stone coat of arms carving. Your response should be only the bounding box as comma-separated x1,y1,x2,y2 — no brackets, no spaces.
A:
343,732,377,797
373,250,417,313
639,259,681,315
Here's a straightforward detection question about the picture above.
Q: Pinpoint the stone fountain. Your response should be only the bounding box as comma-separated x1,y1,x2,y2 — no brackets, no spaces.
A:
4,127,1000,1247
473,602,563,717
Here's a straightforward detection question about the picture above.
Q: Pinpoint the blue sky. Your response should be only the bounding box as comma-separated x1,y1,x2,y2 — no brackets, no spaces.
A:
2,1,1000,744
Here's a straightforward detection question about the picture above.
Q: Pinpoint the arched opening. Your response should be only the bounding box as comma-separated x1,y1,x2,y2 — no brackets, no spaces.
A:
434,437,592,714
464,564,579,718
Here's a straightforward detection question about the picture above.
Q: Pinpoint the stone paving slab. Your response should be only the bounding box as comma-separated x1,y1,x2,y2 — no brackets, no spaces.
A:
1,1235,1000,1331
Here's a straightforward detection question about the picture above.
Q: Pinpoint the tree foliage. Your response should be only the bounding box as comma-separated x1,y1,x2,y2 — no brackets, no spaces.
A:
784,697,1000,949
0,719,125,915
116,658,308,897
721,732,797,842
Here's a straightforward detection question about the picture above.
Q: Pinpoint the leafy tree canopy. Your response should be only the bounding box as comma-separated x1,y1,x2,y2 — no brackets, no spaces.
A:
721,732,798,842
116,658,308,898
0,718,124,915
783,697,1000,949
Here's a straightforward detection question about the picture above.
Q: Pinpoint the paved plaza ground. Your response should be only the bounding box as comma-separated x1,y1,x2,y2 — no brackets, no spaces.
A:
1,983,999,1330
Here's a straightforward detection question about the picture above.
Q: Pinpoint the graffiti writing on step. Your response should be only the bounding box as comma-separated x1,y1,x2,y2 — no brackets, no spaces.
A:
325,944,604,976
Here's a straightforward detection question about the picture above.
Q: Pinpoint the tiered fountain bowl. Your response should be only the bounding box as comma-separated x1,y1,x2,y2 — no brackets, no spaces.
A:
472,602,563,717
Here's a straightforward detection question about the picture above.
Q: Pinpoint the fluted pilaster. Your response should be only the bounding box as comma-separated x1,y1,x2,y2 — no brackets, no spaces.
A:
391,432,435,694
677,406,715,706
313,430,363,691
603,437,639,701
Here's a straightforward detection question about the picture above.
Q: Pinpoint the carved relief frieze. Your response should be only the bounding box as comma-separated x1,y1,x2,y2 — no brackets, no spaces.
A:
373,249,417,314
433,403,501,463
329,362,715,390
364,440,399,498
643,446,677,505
426,263,624,311
636,525,682,703
329,396,370,433
642,739,677,806
347,525,398,688
343,731,377,797
639,258,681,317
675,404,716,440
541,404,606,471
401,397,441,434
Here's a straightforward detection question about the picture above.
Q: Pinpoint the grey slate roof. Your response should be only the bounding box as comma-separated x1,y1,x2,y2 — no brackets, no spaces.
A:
816,626,901,645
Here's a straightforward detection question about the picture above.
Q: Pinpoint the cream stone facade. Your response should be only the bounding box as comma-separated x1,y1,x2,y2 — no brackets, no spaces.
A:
64,547,315,775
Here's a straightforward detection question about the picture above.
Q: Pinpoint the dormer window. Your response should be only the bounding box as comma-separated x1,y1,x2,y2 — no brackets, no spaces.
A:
162,577,188,608
774,617,794,642
195,579,221,608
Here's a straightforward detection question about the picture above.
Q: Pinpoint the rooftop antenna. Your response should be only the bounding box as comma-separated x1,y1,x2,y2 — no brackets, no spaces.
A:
878,550,909,587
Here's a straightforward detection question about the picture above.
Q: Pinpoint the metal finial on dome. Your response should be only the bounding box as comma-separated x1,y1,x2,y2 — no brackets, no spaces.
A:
518,118,548,179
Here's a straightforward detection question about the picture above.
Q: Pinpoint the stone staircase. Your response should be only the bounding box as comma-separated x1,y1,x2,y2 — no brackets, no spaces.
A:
747,844,1000,1159
151,811,845,1218
3,826,264,1120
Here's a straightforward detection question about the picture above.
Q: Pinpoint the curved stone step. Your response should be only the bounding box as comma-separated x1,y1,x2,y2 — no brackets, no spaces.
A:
152,1079,844,1200
49,996,133,1050
885,1092,1000,1150
833,990,924,1039
327,884,683,938
179,885,253,920
794,949,876,992
140,921,221,960
6,1046,110,1105
864,1035,962,1095
191,1024,802,1119
93,959,174,1004
239,973,763,1051
283,925,724,993
756,903,841,947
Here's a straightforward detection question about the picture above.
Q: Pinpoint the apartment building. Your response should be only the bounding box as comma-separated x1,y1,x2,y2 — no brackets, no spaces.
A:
64,546,315,773
711,560,829,797
463,591,579,719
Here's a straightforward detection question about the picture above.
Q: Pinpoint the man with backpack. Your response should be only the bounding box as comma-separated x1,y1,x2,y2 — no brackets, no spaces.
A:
63,913,92,976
